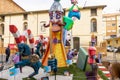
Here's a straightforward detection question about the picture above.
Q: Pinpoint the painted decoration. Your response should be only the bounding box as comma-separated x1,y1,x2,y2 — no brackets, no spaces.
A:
77,47,88,71
68,0,81,20
63,16,74,30
9,67,20,76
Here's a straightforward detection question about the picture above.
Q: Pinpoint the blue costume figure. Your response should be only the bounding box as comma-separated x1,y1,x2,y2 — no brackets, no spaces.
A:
48,54,57,74
48,58,57,72
15,43,42,78
68,0,81,20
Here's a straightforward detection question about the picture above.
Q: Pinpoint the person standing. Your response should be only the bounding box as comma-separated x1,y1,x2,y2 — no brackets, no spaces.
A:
86,45,98,80
88,45,96,71
91,33,96,46
5,45,10,62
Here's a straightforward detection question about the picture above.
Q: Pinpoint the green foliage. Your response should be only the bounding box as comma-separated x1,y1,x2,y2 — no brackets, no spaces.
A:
22,63,109,80
98,70,109,80
57,63,91,80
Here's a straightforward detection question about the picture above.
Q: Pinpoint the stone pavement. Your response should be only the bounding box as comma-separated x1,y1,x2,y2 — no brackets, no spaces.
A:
97,63,111,80
0,54,73,80
1,51,119,80
0,66,73,80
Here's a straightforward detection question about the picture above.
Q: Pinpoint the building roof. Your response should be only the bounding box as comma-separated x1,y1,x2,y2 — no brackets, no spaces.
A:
65,5,106,11
103,13,120,18
12,0,25,11
0,0,25,14
0,5,106,16
83,5,106,9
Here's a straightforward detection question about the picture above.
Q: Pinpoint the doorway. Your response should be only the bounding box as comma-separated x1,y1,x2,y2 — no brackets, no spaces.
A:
73,37,80,51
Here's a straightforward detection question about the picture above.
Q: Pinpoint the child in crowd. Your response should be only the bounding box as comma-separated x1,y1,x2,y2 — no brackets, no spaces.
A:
111,62,120,80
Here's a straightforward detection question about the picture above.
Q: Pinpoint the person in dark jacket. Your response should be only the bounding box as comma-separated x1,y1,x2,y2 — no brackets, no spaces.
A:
5,46,10,62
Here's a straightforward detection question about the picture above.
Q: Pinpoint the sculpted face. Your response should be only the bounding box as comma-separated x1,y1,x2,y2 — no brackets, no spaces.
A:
49,11,62,22
49,11,64,32
71,0,78,4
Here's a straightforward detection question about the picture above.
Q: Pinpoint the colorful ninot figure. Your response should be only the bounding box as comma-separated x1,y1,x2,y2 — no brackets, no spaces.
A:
68,0,81,20
15,43,41,78
42,0,74,67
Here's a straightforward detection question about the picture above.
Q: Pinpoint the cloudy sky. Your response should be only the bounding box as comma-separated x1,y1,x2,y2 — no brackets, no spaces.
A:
13,0,120,13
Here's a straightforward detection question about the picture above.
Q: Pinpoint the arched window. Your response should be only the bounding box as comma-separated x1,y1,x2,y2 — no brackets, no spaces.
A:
40,21,46,32
23,22,28,30
0,24,4,35
91,18,97,32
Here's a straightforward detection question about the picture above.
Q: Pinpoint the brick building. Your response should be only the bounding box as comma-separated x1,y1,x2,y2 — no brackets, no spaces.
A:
103,13,120,47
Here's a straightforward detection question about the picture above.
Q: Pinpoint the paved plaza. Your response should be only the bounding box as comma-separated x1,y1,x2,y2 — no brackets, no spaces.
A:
0,50,120,80
0,66,73,80
0,55,73,80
